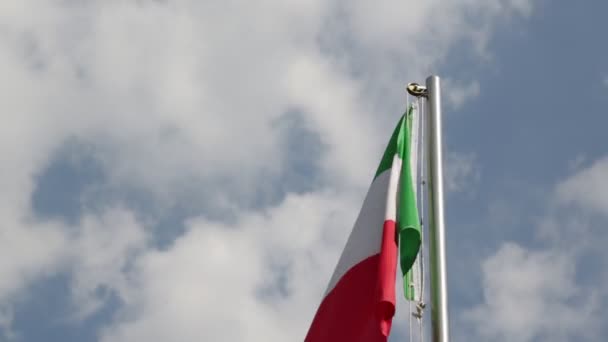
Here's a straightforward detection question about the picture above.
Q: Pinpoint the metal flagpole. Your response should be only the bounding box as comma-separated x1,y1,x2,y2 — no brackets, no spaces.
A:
425,75,450,342
407,75,450,342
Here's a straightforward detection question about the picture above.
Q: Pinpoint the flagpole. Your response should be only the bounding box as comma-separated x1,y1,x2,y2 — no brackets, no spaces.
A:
425,75,450,342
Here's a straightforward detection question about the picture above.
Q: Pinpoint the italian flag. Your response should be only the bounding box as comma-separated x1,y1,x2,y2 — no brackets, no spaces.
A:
306,107,422,341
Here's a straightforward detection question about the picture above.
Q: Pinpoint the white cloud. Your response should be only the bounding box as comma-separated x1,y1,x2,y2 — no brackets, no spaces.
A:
0,219,66,307
0,0,535,340
556,157,608,217
0,206,146,339
466,243,598,342
443,79,481,110
0,306,15,340
446,152,481,194
465,156,608,342
0,0,529,202
99,192,358,342
67,209,147,319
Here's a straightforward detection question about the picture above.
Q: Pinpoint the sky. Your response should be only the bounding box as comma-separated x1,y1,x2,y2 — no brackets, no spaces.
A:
1,0,608,341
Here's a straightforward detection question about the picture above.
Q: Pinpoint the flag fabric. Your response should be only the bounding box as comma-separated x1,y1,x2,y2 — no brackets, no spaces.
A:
305,107,421,342
402,104,422,301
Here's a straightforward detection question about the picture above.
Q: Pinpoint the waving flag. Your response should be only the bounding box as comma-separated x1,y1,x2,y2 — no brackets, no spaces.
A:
306,107,421,341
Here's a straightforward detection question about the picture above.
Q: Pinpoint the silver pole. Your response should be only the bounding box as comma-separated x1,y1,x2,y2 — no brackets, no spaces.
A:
425,75,450,342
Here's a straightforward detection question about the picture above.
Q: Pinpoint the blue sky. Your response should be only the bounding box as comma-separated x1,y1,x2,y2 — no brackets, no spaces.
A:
2,1,608,341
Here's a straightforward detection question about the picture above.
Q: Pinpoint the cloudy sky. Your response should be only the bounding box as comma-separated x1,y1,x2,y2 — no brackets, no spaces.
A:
2,0,608,341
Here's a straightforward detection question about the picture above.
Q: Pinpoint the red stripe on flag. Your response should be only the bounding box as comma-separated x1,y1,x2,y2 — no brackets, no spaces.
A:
305,220,398,341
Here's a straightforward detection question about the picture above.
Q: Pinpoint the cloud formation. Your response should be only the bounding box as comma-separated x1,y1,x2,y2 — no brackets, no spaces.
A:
465,157,608,342
0,0,534,341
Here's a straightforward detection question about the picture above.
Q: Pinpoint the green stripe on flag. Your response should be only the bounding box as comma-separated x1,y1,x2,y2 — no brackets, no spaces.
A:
374,106,414,179
374,106,422,301
398,107,421,301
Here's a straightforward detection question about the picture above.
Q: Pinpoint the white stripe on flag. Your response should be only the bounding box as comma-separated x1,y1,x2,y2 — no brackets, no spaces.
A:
385,156,402,221
324,169,392,296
